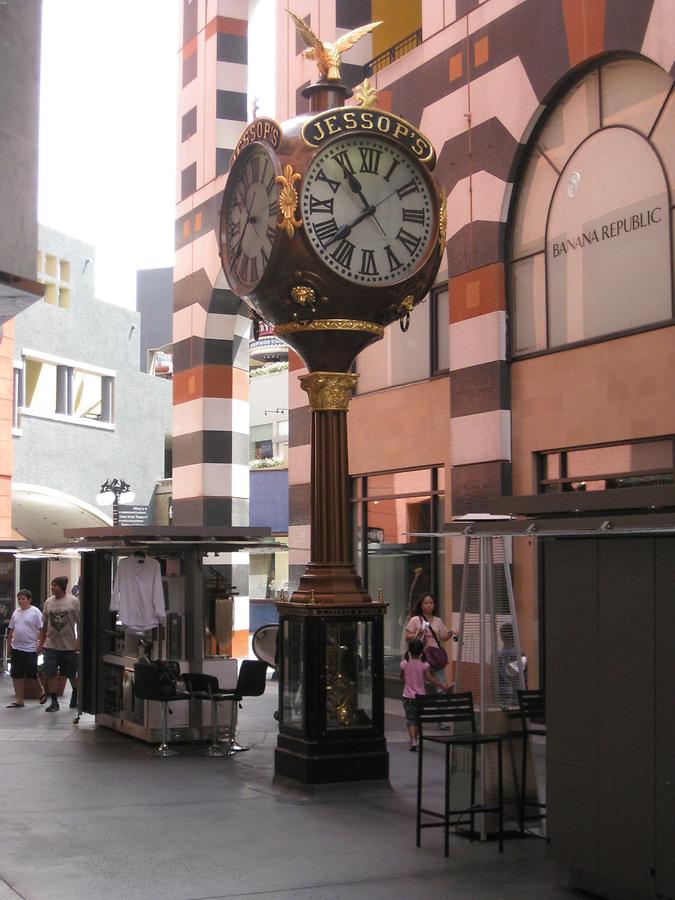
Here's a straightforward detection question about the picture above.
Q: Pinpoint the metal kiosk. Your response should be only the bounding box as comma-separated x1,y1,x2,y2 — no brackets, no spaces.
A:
65,526,272,745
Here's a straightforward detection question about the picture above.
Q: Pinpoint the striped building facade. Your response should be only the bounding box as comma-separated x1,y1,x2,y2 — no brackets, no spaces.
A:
281,0,675,673
174,0,253,656
175,0,674,668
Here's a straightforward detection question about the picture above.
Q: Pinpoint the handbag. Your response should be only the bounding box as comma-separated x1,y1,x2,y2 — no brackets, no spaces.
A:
422,618,449,669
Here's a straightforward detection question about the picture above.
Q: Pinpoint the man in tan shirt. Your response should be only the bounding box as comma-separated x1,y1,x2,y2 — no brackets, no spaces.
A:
37,576,80,713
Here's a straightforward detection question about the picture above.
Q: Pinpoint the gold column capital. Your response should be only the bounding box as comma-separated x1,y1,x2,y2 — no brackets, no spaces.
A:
299,372,359,411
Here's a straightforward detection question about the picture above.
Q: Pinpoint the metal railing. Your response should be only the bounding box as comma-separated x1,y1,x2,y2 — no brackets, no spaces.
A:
363,28,422,77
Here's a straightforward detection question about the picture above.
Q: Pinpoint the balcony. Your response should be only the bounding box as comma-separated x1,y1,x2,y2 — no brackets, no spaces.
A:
363,29,422,77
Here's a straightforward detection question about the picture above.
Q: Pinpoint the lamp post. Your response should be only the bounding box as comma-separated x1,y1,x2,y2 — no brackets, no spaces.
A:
95,479,135,526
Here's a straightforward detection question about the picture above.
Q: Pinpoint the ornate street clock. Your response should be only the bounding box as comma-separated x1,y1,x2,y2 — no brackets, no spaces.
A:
301,133,435,286
220,121,283,296
219,15,446,784
221,142,281,294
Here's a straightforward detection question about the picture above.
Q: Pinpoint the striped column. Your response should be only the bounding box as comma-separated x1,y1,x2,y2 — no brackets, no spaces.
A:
174,0,251,649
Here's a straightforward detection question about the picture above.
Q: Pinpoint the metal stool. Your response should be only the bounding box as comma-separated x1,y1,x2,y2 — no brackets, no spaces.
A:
217,660,269,754
516,689,546,831
181,672,233,757
133,659,190,757
416,691,504,856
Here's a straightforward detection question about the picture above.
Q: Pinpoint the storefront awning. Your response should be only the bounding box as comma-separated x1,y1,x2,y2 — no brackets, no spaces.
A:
412,485,675,538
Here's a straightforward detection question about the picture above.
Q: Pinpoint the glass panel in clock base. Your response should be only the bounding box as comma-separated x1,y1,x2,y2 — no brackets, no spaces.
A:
281,617,304,730
325,620,373,730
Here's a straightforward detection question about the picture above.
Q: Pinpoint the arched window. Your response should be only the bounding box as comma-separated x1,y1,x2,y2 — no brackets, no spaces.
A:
510,58,674,356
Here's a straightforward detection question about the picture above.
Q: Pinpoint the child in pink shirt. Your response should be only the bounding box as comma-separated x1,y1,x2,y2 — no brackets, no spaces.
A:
400,638,451,751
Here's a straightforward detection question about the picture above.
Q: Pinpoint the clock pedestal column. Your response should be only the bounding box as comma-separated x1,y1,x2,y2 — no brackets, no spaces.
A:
275,371,389,784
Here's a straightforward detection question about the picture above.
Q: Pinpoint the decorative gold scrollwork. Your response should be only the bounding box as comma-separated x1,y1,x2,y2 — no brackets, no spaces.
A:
274,319,384,337
276,165,303,238
439,193,447,250
298,372,359,411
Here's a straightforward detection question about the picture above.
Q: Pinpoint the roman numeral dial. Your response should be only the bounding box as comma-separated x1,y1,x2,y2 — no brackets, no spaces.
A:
301,135,434,285
221,143,279,293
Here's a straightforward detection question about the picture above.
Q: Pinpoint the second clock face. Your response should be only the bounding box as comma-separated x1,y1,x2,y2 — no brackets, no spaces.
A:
222,143,279,293
300,134,435,286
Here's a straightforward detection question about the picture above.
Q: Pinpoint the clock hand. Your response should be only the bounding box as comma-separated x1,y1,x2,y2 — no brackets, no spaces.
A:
333,159,388,238
324,205,376,247
232,195,255,261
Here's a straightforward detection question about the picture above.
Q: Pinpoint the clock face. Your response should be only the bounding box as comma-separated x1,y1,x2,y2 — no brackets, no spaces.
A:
300,134,435,286
222,143,279,293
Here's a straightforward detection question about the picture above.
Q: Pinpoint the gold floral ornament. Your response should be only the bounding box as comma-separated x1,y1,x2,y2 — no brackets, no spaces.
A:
353,78,378,108
290,285,316,306
288,10,382,82
439,193,448,250
276,165,303,239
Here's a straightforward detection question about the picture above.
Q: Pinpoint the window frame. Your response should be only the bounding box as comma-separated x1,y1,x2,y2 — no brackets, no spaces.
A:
508,57,675,360
16,350,115,431
355,280,449,395
536,436,675,493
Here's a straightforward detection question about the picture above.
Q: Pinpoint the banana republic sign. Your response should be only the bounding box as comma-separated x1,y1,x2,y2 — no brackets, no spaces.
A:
546,127,671,344
550,206,662,257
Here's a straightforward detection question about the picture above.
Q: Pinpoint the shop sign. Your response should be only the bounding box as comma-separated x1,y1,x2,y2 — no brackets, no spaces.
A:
118,505,149,526
546,127,671,344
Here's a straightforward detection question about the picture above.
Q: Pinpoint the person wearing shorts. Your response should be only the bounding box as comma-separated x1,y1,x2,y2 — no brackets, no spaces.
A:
7,589,45,708
38,576,80,713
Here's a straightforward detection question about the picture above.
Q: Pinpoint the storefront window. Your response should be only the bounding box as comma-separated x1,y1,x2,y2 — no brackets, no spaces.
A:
510,59,675,356
352,467,444,692
538,437,675,493
355,282,449,392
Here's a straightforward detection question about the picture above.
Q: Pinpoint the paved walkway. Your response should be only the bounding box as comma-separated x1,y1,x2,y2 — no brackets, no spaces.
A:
0,671,589,900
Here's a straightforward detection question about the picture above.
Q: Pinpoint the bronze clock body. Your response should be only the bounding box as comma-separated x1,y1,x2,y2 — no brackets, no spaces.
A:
221,107,444,372
220,82,444,783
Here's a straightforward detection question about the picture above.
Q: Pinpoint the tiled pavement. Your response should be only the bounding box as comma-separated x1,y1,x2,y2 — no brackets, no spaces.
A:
0,670,589,900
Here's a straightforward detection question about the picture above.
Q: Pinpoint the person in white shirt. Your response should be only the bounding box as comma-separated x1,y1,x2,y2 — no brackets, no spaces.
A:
7,590,45,708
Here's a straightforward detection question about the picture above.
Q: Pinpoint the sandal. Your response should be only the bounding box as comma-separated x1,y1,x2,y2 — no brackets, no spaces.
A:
39,693,48,705
6,702,25,708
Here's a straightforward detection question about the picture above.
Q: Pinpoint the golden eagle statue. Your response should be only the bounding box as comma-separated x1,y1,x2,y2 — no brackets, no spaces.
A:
287,10,382,82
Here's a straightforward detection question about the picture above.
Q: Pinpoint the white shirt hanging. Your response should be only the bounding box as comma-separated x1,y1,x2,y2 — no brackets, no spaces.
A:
110,555,166,631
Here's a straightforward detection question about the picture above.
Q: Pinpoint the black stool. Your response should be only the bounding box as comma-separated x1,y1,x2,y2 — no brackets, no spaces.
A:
415,691,504,856
133,660,190,757
181,672,233,757
217,660,268,754
516,689,546,831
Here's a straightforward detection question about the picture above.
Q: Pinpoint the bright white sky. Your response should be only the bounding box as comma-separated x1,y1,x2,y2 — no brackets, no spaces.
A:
38,0,179,310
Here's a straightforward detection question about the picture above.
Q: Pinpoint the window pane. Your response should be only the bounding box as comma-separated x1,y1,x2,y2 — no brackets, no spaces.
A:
545,454,561,479
368,469,431,498
367,505,433,681
355,330,389,394
567,440,673,477
356,300,431,392
24,359,56,413
602,59,672,135
390,297,430,384
511,149,559,257
434,288,449,372
72,370,103,419
512,253,546,353
538,70,600,172
547,128,671,346
651,88,675,195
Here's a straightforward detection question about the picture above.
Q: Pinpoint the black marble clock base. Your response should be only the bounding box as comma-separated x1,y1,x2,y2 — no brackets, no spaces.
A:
275,732,389,784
